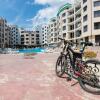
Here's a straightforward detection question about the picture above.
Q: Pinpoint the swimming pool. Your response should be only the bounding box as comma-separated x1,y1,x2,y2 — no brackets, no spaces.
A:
18,48,45,53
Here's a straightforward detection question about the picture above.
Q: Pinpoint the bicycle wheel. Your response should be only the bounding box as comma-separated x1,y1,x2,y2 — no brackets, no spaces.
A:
55,55,65,77
78,59,100,95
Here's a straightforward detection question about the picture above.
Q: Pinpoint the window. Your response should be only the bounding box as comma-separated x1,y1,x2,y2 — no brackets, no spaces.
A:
83,25,88,32
51,29,53,32
63,19,66,23
94,10,100,17
83,0,87,4
26,38,29,40
94,22,100,29
26,34,29,36
94,1,100,7
83,6,87,12
51,24,53,27
83,15,87,22
36,34,39,37
54,23,56,26
26,42,29,44
31,34,34,36
62,13,66,17
54,28,57,31
63,26,66,31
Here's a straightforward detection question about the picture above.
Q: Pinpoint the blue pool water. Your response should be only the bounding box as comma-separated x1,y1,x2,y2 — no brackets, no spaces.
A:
18,48,45,53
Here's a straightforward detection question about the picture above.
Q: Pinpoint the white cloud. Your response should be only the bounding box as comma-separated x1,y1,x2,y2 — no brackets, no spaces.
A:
34,0,74,5
28,0,74,27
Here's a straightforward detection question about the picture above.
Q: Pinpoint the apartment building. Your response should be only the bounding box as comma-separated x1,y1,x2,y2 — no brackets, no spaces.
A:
67,0,82,43
35,24,48,46
48,17,58,45
41,25,48,46
87,0,100,45
35,31,40,46
20,30,34,47
20,29,41,47
10,25,21,48
0,17,9,48
57,3,72,39
66,0,100,45
54,0,100,45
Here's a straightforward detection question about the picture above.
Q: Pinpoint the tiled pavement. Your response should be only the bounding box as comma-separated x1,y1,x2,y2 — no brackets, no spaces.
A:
0,53,100,100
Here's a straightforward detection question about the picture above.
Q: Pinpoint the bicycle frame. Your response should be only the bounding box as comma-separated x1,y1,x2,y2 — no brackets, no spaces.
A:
59,39,93,78
64,45,84,77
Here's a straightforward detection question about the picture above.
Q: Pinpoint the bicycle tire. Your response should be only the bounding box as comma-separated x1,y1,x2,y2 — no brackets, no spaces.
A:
78,59,100,95
55,55,65,77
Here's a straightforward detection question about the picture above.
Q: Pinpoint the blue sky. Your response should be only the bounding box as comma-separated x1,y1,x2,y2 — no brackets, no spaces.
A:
0,0,73,29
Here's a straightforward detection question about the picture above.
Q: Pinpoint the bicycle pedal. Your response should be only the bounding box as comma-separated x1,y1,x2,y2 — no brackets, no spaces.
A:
66,77,72,81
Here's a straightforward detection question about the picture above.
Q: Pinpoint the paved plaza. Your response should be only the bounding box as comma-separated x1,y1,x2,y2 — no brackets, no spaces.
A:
0,53,100,100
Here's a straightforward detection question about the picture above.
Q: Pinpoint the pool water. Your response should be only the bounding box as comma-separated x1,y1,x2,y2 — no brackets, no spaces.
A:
18,48,45,53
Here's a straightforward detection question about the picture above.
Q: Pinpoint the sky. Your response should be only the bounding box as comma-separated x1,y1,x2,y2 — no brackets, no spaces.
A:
0,0,74,29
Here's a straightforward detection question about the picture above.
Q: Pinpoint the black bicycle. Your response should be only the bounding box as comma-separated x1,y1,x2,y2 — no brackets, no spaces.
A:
56,37,100,94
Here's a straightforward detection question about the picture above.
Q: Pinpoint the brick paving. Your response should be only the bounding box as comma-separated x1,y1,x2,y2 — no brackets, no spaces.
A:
0,53,100,100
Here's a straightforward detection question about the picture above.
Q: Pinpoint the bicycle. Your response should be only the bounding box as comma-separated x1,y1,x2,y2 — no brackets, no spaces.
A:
55,37,100,94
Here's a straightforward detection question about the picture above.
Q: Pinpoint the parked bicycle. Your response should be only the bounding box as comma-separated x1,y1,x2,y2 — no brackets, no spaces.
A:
55,37,100,94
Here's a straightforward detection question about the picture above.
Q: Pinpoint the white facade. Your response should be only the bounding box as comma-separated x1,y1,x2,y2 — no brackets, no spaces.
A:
20,29,35,46
57,3,71,39
56,0,100,45
41,25,48,45
20,28,41,47
10,25,21,47
0,17,10,48
48,17,58,45
35,24,49,46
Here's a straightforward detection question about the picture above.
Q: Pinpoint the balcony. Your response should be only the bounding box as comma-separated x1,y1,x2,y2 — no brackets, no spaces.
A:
75,30,82,37
67,13,74,18
63,33,66,38
75,4,81,13
75,22,81,28
67,8,74,18
68,32,74,39
68,25,74,32
67,29,74,33
68,17,74,25
75,13,81,20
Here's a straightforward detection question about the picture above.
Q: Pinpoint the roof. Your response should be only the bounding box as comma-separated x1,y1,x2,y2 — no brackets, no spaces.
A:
50,17,57,22
57,3,72,16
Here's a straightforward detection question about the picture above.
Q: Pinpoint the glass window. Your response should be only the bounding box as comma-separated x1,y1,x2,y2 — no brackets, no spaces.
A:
83,15,88,22
83,0,87,4
63,19,66,23
51,29,53,32
36,34,39,37
94,10,100,17
63,26,66,31
26,34,29,36
62,13,66,17
31,34,34,36
26,38,29,40
83,25,88,32
83,6,87,12
51,24,53,27
94,22,100,29
94,1,100,7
